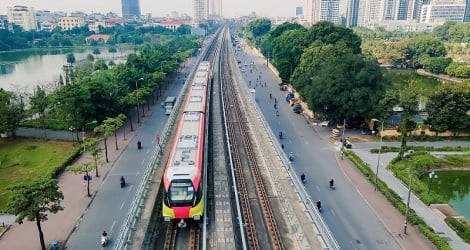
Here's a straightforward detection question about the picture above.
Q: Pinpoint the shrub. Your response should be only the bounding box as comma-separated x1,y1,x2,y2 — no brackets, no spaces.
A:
445,217,470,243
346,150,452,249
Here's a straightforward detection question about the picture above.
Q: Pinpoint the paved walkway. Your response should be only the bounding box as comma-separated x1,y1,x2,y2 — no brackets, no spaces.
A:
352,144,470,250
0,57,195,250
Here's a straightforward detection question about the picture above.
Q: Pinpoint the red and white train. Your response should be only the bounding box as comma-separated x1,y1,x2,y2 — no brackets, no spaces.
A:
162,61,211,227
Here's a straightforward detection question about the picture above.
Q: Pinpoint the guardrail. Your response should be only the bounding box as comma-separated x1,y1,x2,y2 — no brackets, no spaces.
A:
113,54,206,250
232,47,340,250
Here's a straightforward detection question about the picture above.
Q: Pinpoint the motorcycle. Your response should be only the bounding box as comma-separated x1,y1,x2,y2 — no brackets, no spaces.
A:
137,141,142,150
101,231,108,247
289,152,294,161
120,177,126,188
316,201,322,212
329,179,336,190
301,174,306,184
279,132,283,139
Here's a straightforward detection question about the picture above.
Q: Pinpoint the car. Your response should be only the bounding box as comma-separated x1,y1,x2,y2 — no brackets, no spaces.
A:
321,121,330,127
241,68,246,72
293,103,302,114
244,62,248,66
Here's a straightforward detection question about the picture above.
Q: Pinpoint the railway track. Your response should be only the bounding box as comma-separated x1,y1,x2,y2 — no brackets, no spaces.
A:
220,30,284,250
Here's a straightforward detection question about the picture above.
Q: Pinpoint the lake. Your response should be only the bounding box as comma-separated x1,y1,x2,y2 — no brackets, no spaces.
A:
423,170,470,220
0,46,131,93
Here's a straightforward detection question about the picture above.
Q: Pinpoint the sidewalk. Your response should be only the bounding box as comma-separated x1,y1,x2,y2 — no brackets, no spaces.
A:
0,57,196,250
352,147,469,250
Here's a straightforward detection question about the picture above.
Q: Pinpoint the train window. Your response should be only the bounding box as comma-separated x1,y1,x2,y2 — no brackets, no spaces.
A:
169,182,195,204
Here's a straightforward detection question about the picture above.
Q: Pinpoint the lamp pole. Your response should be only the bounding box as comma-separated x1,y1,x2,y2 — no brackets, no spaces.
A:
372,119,384,191
403,152,413,234
428,171,437,198
135,78,144,123
82,120,97,197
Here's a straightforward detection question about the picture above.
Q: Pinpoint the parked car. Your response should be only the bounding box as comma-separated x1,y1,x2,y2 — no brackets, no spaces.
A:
293,103,302,113
321,121,330,127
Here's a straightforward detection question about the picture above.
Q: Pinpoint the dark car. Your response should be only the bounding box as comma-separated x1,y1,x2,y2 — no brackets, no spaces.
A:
293,103,302,113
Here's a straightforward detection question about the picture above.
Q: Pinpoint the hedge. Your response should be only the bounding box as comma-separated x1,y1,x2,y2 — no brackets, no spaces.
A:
445,217,470,243
344,150,452,250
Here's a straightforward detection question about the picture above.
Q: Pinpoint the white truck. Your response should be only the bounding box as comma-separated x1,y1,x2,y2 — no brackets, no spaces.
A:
163,96,176,115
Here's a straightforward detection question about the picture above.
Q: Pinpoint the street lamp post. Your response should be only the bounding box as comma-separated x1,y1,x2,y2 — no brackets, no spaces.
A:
372,118,384,191
135,78,144,123
82,120,97,197
403,151,413,234
428,171,438,195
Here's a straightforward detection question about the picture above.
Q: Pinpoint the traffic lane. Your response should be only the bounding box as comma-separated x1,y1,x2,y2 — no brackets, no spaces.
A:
279,113,400,249
237,51,400,249
65,147,146,249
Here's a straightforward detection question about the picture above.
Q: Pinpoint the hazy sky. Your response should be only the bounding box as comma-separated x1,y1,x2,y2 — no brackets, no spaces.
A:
0,0,303,18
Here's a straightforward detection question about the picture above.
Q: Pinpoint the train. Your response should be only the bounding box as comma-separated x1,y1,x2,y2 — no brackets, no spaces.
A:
162,61,211,227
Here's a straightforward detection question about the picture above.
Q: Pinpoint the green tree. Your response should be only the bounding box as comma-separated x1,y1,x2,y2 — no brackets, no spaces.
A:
0,89,26,136
401,35,446,68
421,56,452,74
94,119,115,163
66,53,75,64
445,62,470,78
308,21,362,54
29,85,49,138
291,41,385,122
6,178,64,250
271,29,308,82
425,82,470,134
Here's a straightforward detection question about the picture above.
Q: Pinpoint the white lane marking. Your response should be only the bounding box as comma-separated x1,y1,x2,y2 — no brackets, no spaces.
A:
129,185,133,192
350,240,358,250
110,220,116,231
120,202,125,210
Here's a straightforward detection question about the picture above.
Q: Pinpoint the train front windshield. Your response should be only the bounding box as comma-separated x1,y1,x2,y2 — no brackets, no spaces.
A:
169,181,195,206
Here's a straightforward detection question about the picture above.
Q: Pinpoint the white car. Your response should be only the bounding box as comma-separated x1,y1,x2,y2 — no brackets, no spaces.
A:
321,121,330,127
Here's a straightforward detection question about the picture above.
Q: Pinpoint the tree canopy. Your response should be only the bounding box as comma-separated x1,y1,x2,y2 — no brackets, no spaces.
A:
291,41,385,122
7,178,64,250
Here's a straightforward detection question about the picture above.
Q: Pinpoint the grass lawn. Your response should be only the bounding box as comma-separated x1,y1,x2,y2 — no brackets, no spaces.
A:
383,70,441,96
0,138,77,212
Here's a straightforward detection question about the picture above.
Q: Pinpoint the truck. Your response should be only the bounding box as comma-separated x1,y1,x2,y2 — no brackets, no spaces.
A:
163,96,176,115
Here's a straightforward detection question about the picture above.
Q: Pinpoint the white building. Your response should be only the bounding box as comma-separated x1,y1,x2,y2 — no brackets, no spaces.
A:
193,0,208,22
305,0,341,25
7,5,37,31
420,0,466,22
57,16,85,30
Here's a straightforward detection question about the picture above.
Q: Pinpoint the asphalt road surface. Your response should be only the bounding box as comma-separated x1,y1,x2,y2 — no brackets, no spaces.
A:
235,47,401,250
66,73,189,249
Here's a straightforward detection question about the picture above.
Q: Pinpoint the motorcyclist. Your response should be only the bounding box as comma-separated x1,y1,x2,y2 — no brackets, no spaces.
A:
120,176,125,188
137,140,142,149
279,132,283,139
301,173,306,183
316,200,322,211
330,179,334,188
289,152,294,161
101,231,108,246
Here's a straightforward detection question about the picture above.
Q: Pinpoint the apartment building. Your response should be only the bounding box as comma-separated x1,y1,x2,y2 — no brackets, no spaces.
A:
7,5,37,31
57,16,85,30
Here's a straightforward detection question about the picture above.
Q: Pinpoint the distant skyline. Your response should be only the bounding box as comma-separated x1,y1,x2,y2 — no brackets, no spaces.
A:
0,0,303,18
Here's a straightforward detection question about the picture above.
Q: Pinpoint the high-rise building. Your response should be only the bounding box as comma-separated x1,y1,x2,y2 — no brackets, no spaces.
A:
420,0,466,22
7,5,37,31
347,0,360,26
464,0,470,21
305,0,341,25
193,0,209,22
296,6,303,17
121,0,141,20
210,0,222,17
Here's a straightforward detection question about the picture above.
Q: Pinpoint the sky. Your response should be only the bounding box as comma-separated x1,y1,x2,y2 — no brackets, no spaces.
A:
0,0,303,18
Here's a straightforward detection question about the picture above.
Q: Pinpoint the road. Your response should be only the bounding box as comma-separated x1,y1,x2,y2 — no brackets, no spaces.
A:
235,47,401,249
65,62,194,249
